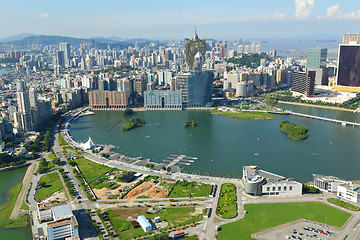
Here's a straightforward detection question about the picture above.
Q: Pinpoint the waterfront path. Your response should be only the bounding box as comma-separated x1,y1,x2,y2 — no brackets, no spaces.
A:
10,162,35,219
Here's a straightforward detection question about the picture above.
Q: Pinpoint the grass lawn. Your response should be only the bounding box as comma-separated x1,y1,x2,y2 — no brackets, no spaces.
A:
57,133,68,146
48,152,55,159
212,110,274,120
353,180,360,184
107,206,204,240
20,199,29,211
63,146,74,151
327,198,360,211
218,202,351,240
74,157,112,183
0,183,29,228
167,181,212,198
216,183,237,219
36,172,64,202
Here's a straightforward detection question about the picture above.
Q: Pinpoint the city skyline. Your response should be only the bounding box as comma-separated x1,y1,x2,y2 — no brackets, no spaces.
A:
0,0,360,40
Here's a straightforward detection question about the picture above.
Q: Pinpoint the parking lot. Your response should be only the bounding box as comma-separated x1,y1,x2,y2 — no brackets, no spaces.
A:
254,219,340,240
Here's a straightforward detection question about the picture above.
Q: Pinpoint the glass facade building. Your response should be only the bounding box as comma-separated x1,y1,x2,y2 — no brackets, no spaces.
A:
337,45,360,87
187,71,213,107
306,48,327,69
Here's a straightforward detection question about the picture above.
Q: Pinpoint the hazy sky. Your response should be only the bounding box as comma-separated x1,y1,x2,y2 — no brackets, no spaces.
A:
0,0,359,39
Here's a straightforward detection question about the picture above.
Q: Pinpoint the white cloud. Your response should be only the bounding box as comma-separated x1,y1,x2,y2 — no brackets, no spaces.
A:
295,0,314,20
325,4,340,17
274,12,286,21
35,13,50,19
318,5,360,20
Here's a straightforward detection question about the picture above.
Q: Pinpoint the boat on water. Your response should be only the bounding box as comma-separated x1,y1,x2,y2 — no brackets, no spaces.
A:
312,153,319,156
254,153,259,156
157,123,163,127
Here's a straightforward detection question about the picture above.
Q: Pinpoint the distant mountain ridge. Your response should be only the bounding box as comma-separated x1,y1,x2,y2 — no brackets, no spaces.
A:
1,34,157,49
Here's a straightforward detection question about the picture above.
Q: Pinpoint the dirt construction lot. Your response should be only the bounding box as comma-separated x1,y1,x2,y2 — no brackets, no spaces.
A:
124,181,171,199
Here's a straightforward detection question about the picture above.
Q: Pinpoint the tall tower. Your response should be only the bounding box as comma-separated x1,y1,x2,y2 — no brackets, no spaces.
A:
59,43,71,67
185,28,206,71
16,80,33,132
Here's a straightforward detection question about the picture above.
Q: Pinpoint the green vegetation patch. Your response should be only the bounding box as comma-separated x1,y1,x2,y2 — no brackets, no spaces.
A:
37,158,54,174
122,117,145,132
57,133,68,146
302,184,321,194
0,183,29,228
107,206,203,239
217,183,237,219
226,53,271,68
73,157,112,183
184,120,197,127
212,109,274,120
168,181,212,198
279,120,308,141
36,172,64,202
327,198,360,211
218,202,351,240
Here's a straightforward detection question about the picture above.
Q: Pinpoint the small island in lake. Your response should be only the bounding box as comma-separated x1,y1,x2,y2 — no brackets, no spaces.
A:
279,120,308,141
122,117,145,132
184,120,197,128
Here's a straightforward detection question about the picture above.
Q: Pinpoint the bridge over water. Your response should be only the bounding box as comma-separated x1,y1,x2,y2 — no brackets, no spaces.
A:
286,111,360,127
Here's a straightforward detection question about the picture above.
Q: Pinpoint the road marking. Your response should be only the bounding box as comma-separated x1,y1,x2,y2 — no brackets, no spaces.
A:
203,221,207,231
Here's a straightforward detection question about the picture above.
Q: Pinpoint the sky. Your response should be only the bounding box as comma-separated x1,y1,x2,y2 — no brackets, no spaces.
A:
0,0,359,40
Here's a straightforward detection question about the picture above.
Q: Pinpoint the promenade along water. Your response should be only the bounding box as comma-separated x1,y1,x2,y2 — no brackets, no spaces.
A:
0,167,32,240
70,108,360,183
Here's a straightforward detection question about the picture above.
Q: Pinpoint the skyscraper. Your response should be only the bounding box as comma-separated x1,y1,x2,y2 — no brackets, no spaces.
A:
185,28,206,70
16,80,33,132
59,43,71,67
292,71,315,97
337,44,360,87
306,48,327,69
187,71,213,107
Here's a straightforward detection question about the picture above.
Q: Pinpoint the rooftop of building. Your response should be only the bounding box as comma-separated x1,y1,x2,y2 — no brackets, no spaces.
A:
243,165,299,184
52,204,73,221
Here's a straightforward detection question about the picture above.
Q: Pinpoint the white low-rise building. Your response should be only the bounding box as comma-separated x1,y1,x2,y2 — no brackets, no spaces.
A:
242,166,302,196
337,183,360,203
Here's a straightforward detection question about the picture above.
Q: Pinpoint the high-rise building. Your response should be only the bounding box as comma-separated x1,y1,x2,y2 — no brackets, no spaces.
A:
16,80,33,132
59,43,71,67
29,88,38,108
185,28,206,70
88,91,130,109
276,69,287,85
187,71,213,107
144,90,182,110
343,33,360,44
292,71,315,97
306,48,327,69
337,44,360,87
55,51,65,68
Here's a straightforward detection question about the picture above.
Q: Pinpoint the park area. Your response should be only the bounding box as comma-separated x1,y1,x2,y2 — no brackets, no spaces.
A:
167,181,212,198
211,109,274,120
36,172,65,202
217,202,351,240
106,206,204,239
216,183,237,219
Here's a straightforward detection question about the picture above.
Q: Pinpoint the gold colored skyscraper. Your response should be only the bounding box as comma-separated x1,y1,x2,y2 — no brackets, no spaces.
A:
185,28,206,70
